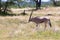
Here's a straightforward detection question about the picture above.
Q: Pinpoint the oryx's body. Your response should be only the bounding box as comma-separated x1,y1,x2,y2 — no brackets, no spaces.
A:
28,10,52,29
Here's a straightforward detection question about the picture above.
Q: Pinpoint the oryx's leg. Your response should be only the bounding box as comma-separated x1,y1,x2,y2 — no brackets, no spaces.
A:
44,22,47,30
36,24,40,30
36,24,38,27
32,24,38,32
33,24,39,31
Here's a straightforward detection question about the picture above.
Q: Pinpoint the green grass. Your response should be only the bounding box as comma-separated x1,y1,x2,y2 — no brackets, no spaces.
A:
0,17,60,40
0,8,60,40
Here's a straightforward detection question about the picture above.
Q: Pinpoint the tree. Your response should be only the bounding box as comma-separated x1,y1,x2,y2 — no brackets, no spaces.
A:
0,0,23,16
3,1,15,13
0,0,16,15
52,0,60,6
52,0,57,6
34,0,41,10
0,0,2,12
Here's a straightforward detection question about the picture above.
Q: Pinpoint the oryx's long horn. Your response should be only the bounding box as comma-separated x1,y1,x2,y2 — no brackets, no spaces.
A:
28,10,34,22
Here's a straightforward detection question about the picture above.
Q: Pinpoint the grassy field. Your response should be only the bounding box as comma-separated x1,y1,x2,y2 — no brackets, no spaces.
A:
0,7,60,40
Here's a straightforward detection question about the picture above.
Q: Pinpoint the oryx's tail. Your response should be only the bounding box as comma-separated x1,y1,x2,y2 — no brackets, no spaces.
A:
48,19,52,27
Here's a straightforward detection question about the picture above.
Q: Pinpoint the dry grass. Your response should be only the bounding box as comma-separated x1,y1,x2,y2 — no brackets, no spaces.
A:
0,7,60,40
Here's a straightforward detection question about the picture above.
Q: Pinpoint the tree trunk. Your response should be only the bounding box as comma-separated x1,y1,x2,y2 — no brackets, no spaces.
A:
17,0,21,8
53,0,57,6
3,2,8,13
35,0,41,10
0,0,1,13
